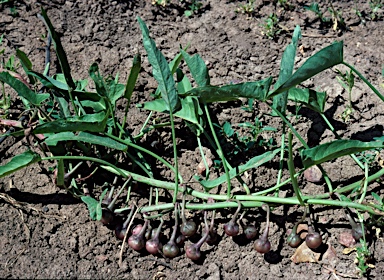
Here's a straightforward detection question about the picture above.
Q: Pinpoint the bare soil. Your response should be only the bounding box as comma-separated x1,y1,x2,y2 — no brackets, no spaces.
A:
1,0,384,279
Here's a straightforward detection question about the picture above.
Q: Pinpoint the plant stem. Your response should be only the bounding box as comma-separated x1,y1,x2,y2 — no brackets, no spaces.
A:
169,109,179,204
358,162,369,204
288,132,304,205
203,102,232,198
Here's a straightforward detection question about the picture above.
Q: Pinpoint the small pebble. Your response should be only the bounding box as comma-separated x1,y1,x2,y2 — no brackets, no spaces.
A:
304,165,322,183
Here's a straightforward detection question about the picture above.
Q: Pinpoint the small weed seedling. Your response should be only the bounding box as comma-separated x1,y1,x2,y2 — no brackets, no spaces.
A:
181,0,203,17
304,2,330,23
369,0,383,20
336,68,355,122
152,0,169,6
328,3,347,31
261,13,281,39
235,0,256,16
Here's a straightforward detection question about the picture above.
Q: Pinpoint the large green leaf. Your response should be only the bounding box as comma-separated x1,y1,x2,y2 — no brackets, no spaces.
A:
301,139,384,168
44,131,128,151
181,50,210,87
40,8,76,90
195,149,280,189
0,150,41,178
272,25,302,114
33,111,108,134
0,72,49,105
182,77,272,103
270,41,343,97
137,17,180,113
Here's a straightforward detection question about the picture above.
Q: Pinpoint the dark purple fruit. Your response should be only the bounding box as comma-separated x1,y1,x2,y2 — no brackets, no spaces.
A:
185,211,212,261
115,224,127,240
128,220,149,251
145,219,164,255
128,234,146,251
100,208,114,225
224,200,242,237
244,225,257,240
224,221,239,236
254,238,271,254
132,224,143,235
180,220,197,237
254,204,271,254
185,243,202,261
176,234,186,246
163,242,180,258
146,239,162,255
287,233,302,248
206,228,218,245
305,226,322,249
163,203,180,259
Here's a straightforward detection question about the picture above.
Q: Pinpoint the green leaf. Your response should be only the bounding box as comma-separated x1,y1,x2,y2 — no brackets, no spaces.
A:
81,196,99,220
288,88,326,113
137,17,180,113
270,41,343,97
139,96,202,125
33,111,108,134
0,150,41,178
272,25,301,114
40,8,76,90
16,49,36,85
44,131,128,151
124,53,141,102
177,72,193,94
195,149,280,189
371,192,383,205
301,139,384,168
28,71,101,102
223,122,234,137
182,77,273,103
0,72,49,105
181,49,210,87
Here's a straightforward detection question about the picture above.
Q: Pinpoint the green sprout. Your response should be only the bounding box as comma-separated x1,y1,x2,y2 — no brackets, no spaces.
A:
261,13,281,39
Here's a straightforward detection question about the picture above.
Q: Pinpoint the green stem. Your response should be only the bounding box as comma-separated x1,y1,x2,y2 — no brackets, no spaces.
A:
169,111,179,204
270,105,308,148
197,136,210,179
203,102,232,198
288,132,304,205
275,126,286,195
358,162,369,204
138,196,381,215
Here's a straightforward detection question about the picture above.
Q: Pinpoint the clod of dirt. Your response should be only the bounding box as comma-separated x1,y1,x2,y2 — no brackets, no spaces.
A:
290,242,321,264
303,166,322,183
338,231,357,247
